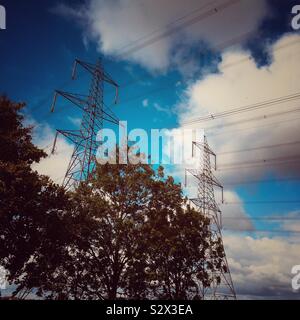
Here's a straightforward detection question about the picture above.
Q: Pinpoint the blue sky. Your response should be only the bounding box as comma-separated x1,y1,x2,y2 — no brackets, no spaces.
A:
1,0,300,299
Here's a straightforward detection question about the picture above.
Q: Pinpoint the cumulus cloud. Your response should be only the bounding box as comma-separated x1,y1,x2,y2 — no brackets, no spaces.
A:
177,34,300,183
220,190,254,230
181,176,254,230
161,129,254,231
32,123,73,184
224,234,300,299
166,34,300,299
279,211,300,233
52,0,268,71
44,2,300,299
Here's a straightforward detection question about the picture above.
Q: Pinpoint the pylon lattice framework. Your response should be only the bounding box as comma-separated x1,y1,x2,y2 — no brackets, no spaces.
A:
51,59,119,190
185,136,236,300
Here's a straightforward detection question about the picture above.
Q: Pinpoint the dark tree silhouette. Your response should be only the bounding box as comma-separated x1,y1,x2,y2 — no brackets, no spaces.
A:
0,97,225,300
35,155,225,300
0,96,70,299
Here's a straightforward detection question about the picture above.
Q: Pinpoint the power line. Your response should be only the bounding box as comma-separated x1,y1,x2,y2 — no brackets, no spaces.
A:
104,36,300,123
218,161,300,171
104,0,300,89
182,92,300,125
220,200,300,205
105,82,300,123
118,36,300,92
218,140,300,156
113,0,217,55
208,114,300,138
113,82,300,117
26,1,244,120
113,33,300,112
27,34,300,123
223,216,300,221
223,228,300,234
219,154,300,168
115,0,240,58
24,1,238,122
26,1,300,121
115,36,300,104
28,73,84,114
200,107,300,132
223,176,300,186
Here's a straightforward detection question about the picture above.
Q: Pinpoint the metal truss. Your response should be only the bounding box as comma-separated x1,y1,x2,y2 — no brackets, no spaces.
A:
185,136,236,300
51,58,119,190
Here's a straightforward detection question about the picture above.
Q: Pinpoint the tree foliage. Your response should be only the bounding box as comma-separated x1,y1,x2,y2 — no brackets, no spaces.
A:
0,96,70,298
35,157,225,300
0,97,226,300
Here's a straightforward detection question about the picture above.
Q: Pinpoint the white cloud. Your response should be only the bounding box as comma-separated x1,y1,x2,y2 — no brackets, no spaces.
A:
153,102,173,115
53,0,268,71
167,33,300,299
181,174,254,230
178,34,300,183
279,211,300,233
223,234,300,299
142,99,149,107
32,124,73,184
37,4,300,298
220,190,253,231
161,130,253,231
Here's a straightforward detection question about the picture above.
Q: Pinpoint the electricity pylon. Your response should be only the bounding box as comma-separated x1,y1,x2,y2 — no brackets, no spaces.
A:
185,136,236,300
51,58,119,190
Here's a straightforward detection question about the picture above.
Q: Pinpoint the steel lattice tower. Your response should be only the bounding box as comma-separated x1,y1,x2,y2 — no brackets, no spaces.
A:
50,58,119,190
185,136,236,300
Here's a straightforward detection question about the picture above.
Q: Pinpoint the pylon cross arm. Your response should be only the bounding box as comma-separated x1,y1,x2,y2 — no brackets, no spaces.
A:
74,59,119,87
98,108,120,125
185,169,222,189
192,141,216,156
103,71,119,88
52,130,91,151
73,59,98,77
51,90,88,113
190,198,221,213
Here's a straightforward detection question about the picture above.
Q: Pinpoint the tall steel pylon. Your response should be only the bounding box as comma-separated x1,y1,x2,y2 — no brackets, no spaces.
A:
185,136,236,300
50,58,119,190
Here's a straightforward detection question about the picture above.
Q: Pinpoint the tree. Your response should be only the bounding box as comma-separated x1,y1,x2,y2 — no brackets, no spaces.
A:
0,96,226,299
38,160,160,299
35,151,225,300
135,169,225,300
0,96,70,299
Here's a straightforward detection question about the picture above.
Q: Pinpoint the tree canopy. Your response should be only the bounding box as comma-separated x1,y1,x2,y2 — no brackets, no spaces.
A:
0,96,70,298
0,96,226,300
